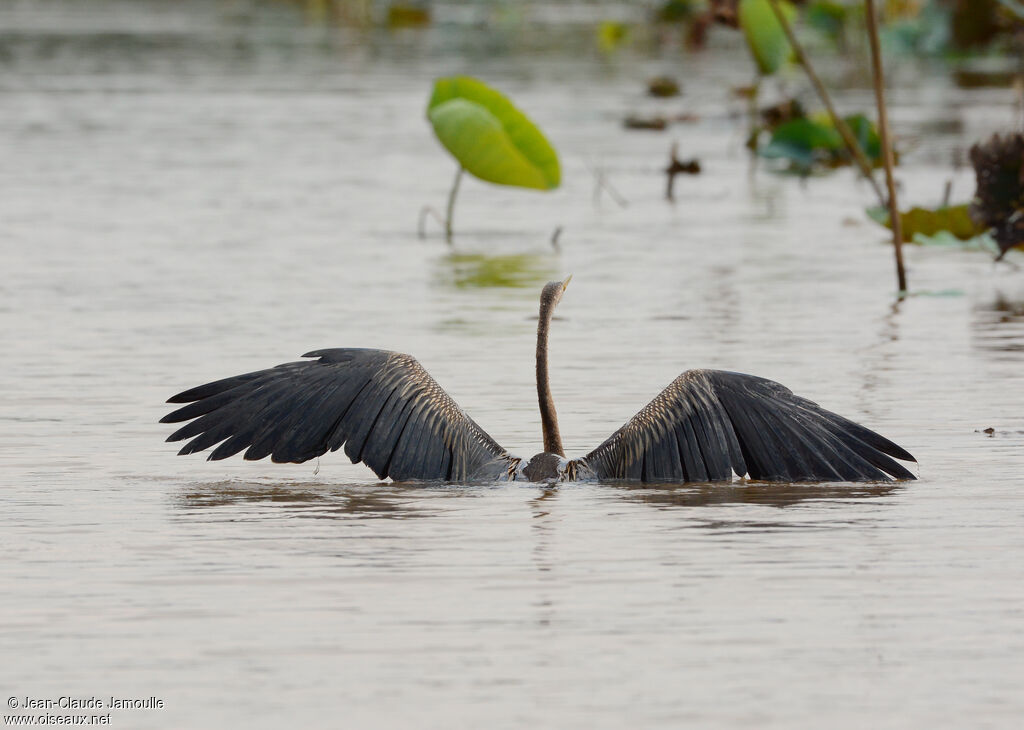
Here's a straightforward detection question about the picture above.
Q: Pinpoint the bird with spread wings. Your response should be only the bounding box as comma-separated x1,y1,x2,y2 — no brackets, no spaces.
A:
161,278,916,483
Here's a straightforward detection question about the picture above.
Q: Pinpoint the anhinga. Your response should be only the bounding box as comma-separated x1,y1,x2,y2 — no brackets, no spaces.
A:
161,277,916,483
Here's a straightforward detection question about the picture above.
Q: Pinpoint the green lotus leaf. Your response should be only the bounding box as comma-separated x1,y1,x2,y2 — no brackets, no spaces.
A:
841,113,882,165
759,118,842,169
739,0,797,76
805,0,849,38
427,76,560,190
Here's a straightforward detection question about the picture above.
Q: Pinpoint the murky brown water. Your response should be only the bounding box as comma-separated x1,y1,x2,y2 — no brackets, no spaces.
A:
2,2,1023,728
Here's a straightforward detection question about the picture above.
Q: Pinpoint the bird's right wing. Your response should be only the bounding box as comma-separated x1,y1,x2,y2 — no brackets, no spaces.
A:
574,369,916,483
160,348,518,481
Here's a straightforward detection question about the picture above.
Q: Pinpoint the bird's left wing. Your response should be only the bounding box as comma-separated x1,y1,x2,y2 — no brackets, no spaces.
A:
160,348,517,481
572,369,916,483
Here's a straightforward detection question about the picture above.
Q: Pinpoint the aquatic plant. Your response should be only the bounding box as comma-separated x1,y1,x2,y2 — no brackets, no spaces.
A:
760,118,842,171
969,132,1024,260
867,204,989,245
647,76,681,97
759,114,882,173
422,76,561,244
804,0,853,44
727,0,794,142
597,21,632,53
739,0,796,76
761,0,887,206
664,144,701,200
718,0,902,287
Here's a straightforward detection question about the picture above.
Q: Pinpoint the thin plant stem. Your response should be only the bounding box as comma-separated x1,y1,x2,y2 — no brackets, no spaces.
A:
765,0,886,208
865,0,907,294
550,225,564,250
665,142,702,201
589,165,629,209
445,165,464,245
1016,75,1024,132
747,80,760,138
417,206,444,239
599,171,629,208
747,79,760,181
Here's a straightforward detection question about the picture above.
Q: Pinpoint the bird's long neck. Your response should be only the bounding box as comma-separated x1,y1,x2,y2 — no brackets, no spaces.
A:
536,299,564,456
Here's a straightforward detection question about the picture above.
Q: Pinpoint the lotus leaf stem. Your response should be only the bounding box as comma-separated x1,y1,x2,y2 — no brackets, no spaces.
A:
445,165,464,244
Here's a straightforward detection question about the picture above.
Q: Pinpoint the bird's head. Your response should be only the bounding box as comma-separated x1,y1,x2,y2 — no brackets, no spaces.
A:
540,275,572,312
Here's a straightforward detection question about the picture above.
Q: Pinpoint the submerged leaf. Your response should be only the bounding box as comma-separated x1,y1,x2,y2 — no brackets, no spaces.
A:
738,0,796,75
909,231,996,250
427,77,561,190
902,205,986,240
865,206,890,227
866,203,989,243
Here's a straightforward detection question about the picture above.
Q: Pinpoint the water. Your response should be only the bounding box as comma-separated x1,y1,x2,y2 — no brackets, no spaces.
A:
2,2,1023,727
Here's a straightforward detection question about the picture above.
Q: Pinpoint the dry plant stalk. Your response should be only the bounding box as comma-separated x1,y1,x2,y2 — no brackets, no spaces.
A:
865,0,908,293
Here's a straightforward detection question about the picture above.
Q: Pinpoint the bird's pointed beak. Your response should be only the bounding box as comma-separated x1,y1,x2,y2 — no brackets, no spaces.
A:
561,274,573,291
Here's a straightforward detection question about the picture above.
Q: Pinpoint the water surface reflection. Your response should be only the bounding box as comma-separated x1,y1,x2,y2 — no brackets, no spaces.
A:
172,478,902,522
433,252,559,290
172,480,432,520
611,480,902,510
973,293,1024,354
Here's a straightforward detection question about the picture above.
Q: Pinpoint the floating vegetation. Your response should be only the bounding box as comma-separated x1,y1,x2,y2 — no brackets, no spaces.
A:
647,76,681,97
624,115,668,131
656,0,704,23
952,0,1020,48
844,114,883,165
760,118,843,171
804,0,853,43
953,59,1021,88
665,143,702,200
760,98,805,129
725,0,889,206
969,132,1024,259
759,114,881,173
597,21,632,53
866,204,992,247
386,3,430,28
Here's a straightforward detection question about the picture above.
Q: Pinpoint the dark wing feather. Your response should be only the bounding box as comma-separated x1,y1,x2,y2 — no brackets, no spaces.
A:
161,348,516,481
575,369,916,483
